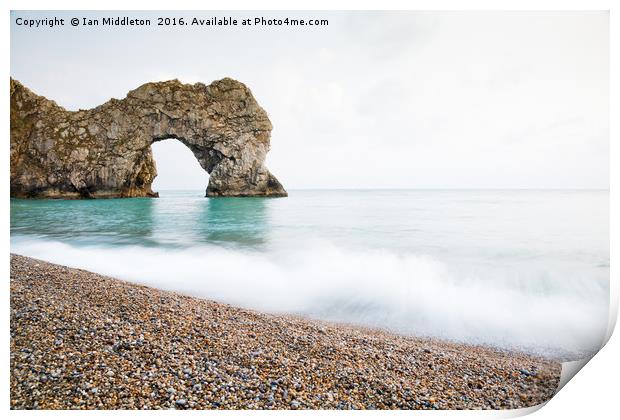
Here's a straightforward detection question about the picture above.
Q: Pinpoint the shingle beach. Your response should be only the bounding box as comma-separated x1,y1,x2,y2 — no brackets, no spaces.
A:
10,254,561,410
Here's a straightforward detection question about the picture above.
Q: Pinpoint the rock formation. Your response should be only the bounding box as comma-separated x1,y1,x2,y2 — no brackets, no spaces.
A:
10,78,287,198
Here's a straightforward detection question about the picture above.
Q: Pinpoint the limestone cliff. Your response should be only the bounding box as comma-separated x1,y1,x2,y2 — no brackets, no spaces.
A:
10,78,287,198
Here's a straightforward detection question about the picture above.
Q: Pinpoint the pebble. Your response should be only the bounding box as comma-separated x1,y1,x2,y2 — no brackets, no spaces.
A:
10,255,561,410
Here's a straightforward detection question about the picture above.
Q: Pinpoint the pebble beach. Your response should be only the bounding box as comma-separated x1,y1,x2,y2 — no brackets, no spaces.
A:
10,254,561,410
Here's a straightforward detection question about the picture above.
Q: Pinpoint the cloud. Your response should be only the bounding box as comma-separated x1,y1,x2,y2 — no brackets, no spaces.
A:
11,11,609,189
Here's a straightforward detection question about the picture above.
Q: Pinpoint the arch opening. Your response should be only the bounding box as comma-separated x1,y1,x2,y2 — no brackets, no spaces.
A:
151,138,209,196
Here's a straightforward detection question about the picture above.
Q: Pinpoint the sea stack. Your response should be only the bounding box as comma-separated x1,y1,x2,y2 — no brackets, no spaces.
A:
10,78,287,198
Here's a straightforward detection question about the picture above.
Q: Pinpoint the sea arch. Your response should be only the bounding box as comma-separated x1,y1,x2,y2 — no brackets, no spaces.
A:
10,78,287,198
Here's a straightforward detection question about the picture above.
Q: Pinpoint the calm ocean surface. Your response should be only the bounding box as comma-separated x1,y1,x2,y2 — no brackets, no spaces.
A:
10,189,609,360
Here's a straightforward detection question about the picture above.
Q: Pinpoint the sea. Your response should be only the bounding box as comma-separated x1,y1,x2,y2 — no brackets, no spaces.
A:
10,189,610,361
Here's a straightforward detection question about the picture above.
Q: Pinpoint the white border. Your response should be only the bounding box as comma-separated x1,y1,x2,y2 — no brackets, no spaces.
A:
3,1,616,419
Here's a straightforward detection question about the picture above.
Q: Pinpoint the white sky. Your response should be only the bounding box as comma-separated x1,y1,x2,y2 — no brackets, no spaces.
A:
11,11,608,189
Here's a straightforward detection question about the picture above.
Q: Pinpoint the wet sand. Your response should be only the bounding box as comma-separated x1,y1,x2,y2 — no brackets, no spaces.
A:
10,254,561,409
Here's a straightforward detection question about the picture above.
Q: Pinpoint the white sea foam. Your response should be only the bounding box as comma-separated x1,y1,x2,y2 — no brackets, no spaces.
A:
11,235,608,360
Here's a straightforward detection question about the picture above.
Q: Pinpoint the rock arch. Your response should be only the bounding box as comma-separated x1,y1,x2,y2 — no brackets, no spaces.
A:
10,78,287,198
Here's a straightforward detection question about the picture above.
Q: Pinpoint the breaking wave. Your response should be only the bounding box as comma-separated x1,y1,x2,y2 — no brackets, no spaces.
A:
11,235,609,360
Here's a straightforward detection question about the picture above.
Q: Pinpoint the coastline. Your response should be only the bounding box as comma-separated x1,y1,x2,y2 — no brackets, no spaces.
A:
10,254,561,410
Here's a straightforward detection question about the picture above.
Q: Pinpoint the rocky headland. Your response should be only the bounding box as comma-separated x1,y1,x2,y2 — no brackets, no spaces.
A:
10,78,287,198
10,254,561,410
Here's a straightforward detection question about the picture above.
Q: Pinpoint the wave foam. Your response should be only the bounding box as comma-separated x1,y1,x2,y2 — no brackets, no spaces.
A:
11,236,609,360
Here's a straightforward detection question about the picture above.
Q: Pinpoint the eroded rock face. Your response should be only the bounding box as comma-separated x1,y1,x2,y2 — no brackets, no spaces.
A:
10,78,287,198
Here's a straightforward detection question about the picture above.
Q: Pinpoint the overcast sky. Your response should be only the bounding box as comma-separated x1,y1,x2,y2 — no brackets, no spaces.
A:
11,11,608,190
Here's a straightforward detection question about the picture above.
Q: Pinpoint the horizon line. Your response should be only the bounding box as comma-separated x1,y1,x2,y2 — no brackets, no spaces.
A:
154,187,610,191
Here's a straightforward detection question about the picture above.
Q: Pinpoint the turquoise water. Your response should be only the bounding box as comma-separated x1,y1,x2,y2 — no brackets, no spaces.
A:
10,189,609,360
